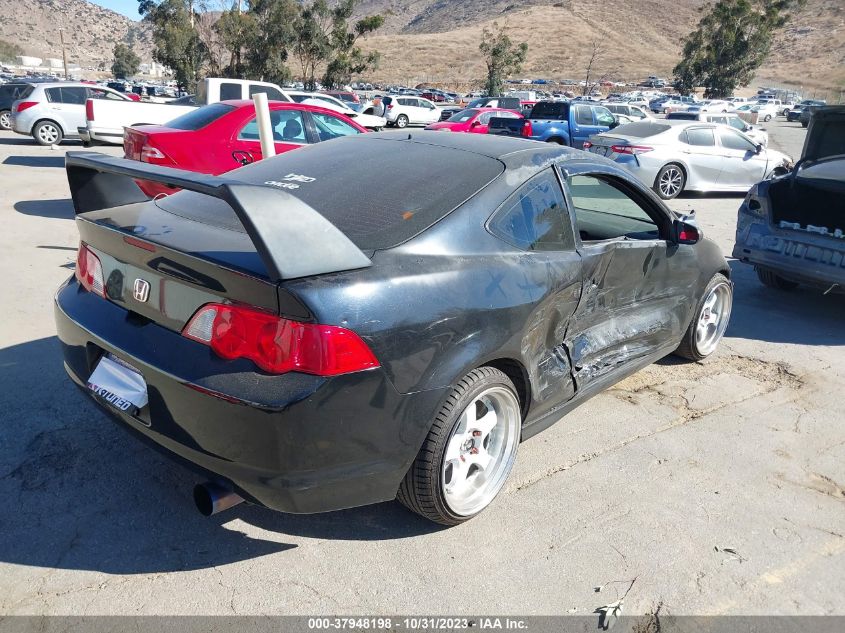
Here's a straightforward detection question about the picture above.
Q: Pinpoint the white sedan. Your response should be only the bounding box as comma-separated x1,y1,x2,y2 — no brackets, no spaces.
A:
286,91,387,130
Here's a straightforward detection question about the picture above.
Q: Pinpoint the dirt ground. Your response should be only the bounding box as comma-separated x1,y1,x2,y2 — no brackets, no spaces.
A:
0,118,842,617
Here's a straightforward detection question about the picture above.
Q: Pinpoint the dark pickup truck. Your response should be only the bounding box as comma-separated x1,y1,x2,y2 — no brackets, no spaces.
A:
733,105,845,292
487,101,616,148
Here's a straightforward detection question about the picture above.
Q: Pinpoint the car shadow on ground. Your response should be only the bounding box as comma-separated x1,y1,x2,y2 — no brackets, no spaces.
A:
3,155,65,168
0,336,441,575
725,259,845,346
14,198,74,219
677,191,747,200
0,135,39,146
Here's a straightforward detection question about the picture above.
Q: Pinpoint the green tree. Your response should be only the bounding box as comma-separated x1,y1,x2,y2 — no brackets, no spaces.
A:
322,1,384,89
0,39,23,63
112,43,141,79
215,5,255,78
245,0,298,84
138,0,208,90
478,23,528,97
673,0,806,98
293,0,332,90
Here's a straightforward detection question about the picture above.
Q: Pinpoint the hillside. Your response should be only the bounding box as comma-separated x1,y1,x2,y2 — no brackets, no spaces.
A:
355,0,844,97
0,0,153,70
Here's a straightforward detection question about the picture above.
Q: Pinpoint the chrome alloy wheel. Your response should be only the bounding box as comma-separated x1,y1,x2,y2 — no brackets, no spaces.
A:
0,111,10,130
695,281,732,356
441,386,520,516
37,123,60,144
659,166,684,198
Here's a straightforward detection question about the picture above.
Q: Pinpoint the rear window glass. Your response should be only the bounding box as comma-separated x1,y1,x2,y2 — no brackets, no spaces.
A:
0,84,33,100
165,103,235,130
684,128,716,146
530,102,568,119
219,82,241,100
163,136,504,251
610,121,670,138
448,109,479,122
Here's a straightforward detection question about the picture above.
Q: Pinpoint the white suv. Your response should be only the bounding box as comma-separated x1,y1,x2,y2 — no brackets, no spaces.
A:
380,96,440,128
10,82,129,145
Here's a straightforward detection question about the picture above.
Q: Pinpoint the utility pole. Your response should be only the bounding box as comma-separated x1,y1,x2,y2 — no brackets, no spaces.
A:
59,28,69,79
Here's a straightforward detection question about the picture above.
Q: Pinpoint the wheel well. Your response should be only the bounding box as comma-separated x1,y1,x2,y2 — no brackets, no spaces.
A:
32,118,65,134
484,358,531,421
546,136,563,145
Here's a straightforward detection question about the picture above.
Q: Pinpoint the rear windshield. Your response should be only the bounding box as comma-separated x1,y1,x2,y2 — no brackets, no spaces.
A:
610,121,671,138
164,103,235,130
448,109,479,122
529,102,568,119
162,135,504,251
0,83,34,101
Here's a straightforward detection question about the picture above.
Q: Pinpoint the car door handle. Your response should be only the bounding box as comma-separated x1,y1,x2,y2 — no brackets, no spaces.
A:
232,150,254,166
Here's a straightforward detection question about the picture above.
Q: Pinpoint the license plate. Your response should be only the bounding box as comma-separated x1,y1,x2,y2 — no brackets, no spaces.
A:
87,354,148,413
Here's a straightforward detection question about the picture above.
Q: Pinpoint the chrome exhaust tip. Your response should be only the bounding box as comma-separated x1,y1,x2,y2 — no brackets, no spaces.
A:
193,482,244,516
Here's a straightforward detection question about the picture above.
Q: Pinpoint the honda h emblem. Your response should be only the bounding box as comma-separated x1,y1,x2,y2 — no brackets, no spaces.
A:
133,278,151,303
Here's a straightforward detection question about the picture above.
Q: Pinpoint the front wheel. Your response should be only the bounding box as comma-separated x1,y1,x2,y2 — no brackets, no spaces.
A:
675,273,733,361
0,110,10,130
395,114,409,128
763,114,772,122
397,367,521,525
33,120,63,146
654,163,686,199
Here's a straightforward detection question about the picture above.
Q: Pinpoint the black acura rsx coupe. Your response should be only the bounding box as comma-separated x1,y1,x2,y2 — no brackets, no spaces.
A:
55,131,732,525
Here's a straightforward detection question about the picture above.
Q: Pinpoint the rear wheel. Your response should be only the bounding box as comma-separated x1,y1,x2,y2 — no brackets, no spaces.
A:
397,367,521,525
395,114,409,128
675,273,733,361
756,267,799,290
0,110,10,130
654,163,685,199
763,114,772,122
33,120,62,146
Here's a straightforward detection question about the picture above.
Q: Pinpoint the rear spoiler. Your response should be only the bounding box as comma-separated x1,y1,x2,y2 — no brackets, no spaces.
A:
65,151,372,281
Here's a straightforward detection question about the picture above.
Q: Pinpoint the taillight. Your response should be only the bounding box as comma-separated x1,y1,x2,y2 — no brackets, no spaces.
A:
610,144,654,155
182,304,380,376
140,144,166,162
582,141,593,149
387,104,394,110
75,243,105,297
16,101,37,113
85,99,94,121
521,120,533,137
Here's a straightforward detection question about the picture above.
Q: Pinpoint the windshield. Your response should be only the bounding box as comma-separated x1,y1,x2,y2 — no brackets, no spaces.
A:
448,109,479,122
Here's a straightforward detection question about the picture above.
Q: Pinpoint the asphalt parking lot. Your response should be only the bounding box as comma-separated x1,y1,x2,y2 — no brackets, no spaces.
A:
0,119,842,617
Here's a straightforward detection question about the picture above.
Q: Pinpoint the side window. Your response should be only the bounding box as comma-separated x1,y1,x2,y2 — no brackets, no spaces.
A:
488,169,573,251
574,105,594,125
249,85,285,101
630,108,646,119
60,87,88,105
89,88,124,101
311,112,360,140
719,128,756,152
567,174,659,241
728,117,746,131
477,111,494,125
239,110,307,143
682,128,716,146
594,106,615,126
219,82,242,101
45,87,62,103
397,98,409,107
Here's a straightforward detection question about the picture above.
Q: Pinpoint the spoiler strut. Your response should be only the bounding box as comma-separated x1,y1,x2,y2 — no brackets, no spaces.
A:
65,151,372,281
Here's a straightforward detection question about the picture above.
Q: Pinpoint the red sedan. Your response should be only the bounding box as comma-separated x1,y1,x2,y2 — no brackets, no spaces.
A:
124,100,367,196
425,107,523,134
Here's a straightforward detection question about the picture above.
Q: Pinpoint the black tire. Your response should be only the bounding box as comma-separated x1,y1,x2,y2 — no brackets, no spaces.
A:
801,121,808,128
755,267,799,290
763,114,772,122
0,109,10,131
675,273,733,361
397,367,520,526
395,114,409,128
33,120,63,146
654,163,686,200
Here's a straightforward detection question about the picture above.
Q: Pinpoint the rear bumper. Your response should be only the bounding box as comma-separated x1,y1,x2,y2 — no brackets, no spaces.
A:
733,209,845,289
54,277,446,514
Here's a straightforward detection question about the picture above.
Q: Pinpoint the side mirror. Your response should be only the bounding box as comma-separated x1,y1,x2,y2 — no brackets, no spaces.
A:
673,215,701,244
470,120,481,127
754,143,763,155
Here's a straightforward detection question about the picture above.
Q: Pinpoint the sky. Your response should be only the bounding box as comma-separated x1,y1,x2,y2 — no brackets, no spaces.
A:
88,0,142,20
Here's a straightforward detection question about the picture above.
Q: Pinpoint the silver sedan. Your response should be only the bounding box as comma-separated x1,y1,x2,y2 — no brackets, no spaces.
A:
583,120,791,199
